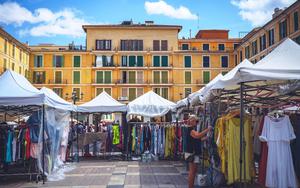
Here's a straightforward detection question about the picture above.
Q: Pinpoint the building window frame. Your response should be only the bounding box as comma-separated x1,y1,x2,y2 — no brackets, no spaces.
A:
181,43,189,50
73,55,81,67
184,87,192,98
54,70,63,84
184,55,192,68
294,11,299,32
218,44,225,51
95,87,112,96
221,55,229,68
53,88,63,97
268,28,275,47
73,70,81,84
95,39,112,51
34,54,44,68
202,55,210,68
203,70,210,84
184,71,192,84
96,70,112,84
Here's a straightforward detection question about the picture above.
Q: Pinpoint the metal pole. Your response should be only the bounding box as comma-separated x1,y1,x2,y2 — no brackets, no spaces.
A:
202,103,207,174
76,111,79,162
239,83,244,187
42,105,45,184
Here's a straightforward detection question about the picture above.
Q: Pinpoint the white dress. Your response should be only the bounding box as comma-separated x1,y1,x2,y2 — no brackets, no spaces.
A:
259,115,297,188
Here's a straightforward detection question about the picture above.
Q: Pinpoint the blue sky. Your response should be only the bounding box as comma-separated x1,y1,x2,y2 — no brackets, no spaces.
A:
0,0,296,45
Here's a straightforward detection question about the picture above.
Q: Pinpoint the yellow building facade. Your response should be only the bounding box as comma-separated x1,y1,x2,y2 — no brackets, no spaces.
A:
28,23,239,103
0,27,30,76
235,0,300,64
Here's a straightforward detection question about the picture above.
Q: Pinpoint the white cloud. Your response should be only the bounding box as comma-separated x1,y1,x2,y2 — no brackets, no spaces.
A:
145,0,198,20
0,2,90,37
231,0,297,26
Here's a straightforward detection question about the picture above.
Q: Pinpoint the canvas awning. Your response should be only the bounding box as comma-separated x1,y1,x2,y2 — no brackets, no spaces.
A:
127,91,175,117
78,91,126,113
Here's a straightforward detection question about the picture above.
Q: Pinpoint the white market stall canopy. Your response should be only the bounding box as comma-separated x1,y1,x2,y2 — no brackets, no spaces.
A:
78,91,127,113
240,38,300,81
0,70,45,106
40,87,76,111
127,91,176,117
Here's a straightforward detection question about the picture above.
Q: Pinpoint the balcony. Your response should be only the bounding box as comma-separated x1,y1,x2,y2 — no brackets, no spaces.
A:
48,79,68,85
177,46,234,53
150,79,173,86
92,79,115,86
117,79,148,85
118,65,148,70
92,62,116,69
32,80,46,84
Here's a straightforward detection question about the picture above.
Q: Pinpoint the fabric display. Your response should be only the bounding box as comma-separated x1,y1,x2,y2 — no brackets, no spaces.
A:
129,123,188,158
214,111,254,184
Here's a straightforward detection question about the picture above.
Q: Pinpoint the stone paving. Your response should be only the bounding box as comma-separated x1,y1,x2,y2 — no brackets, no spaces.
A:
6,160,190,188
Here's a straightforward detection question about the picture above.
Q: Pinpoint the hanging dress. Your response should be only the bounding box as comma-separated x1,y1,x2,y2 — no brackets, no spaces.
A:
259,115,297,188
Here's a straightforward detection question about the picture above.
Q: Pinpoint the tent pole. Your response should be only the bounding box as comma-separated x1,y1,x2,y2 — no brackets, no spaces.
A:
76,111,79,162
42,105,45,184
239,82,245,188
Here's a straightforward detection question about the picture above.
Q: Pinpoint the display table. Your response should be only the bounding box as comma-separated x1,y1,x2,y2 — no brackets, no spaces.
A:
77,132,107,149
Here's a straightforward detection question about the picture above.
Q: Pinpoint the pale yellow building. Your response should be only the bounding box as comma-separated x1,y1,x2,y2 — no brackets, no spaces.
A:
0,27,30,77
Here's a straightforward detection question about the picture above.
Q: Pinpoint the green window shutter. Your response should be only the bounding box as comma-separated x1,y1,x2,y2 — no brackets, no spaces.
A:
153,71,160,84
104,88,112,95
52,55,56,67
129,88,136,101
203,71,210,84
128,71,136,83
184,56,191,67
104,71,111,83
34,56,37,67
161,71,168,83
96,88,103,96
55,71,62,83
161,56,168,67
185,72,191,84
73,71,80,84
137,56,143,67
74,56,80,67
61,55,64,67
97,71,103,83
153,56,160,67
129,56,136,67
161,88,168,99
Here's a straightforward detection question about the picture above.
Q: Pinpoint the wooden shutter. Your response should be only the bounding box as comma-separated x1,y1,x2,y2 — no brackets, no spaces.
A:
129,56,136,67
161,71,168,83
185,71,191,84
52,55,56,67
137,56,143,67
34,55,38,67
137,71,143,84
203,71,210,84
153,56,160,67
153,71,160,84
104,88,112,95
128,71,136,84
73,71,80,84
104,71,111,83
74,56,80,67
161,40,168,51
184,56,191,67
161,88,168,99
161,56,168,67
96,71,103,83
153,40,160,51
129,88,136,101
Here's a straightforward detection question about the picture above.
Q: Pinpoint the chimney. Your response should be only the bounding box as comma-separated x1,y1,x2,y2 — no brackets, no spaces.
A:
145,21,154,26
273,8,283,18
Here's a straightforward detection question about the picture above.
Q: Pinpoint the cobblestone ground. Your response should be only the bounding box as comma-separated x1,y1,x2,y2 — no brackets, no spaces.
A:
5,160,191,188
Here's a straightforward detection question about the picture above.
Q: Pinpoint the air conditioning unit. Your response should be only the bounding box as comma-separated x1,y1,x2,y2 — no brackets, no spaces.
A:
118,96,128,101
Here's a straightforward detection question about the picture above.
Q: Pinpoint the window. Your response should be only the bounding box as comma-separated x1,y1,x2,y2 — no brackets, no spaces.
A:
73,56,81,67
182,44,189,50
294,11,299,31
137,56,143,67
53,55,64,67
259,34,266,51
203,56,210,68
129,88,136,101
161,71,168,83
153,71,168,84
218,44,225,51
234,43,239,50
95,55,114,67
234,54,237,66
239,51,243,62
221,56,228,68
121,56,128,66
55,71,62,84
53,88,63,97
222,71,228,76
3,59,7,71
73,71,80,84
245,46,250,59
13,45,15,57
153,88,169,99
137,71,143,84
161,56,168,67
96,71,112,84
251,40,258,56
203,44,209,51
96,88,112,96
153,56,168,67
279,19,287,40
185,71,192,84
184,56,191,68
120,40,143,51
137,88,143,97
161,40,168,51
73,88,81,99
129,55,136,67
153,71,160,84
95,40,111,50
34,55,43,67
203,71,210,84
12,63,15,71
268,29,275,46
153,40,160,51
4,39,7,54
128,71,136,84
185,88,192,98
33,71,45,84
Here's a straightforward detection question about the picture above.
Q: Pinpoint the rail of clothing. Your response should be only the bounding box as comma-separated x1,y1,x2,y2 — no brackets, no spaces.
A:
128,122,190,159
214,110,299,187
